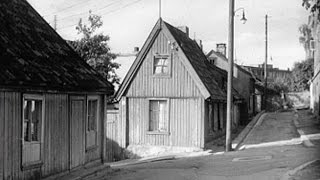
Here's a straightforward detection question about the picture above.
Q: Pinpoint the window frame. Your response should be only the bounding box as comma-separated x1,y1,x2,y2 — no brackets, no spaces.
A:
21,94,45,169
152,54,172,77
146,98,170,135
85,95,100,151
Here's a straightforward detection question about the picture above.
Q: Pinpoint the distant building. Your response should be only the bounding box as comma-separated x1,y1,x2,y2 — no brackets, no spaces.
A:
114,19,243,157
241,64,292,83
0,0,114,179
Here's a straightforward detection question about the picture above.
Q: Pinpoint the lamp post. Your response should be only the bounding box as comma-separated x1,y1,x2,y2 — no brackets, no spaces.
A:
226,0,247,152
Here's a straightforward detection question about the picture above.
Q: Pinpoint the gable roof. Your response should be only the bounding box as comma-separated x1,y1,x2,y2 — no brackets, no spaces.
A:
0,0,114,94
207,50,253,77
115,19,228,101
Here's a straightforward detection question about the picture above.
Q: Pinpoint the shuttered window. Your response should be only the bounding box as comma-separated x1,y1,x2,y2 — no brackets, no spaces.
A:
149,100,168,132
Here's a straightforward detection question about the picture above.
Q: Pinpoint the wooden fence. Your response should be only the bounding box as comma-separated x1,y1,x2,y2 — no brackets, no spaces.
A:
105,109,122,162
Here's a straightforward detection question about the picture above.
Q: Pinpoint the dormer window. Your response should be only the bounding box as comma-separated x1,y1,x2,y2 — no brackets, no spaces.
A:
153,54,170,76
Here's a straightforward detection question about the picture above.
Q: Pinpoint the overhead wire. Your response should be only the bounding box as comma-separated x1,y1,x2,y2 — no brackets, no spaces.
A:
55,0,125,22
56,0,144,30
43,0,94,17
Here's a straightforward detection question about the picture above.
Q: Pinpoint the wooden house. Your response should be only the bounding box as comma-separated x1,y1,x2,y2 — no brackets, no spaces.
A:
114,19,242,157
0,0,114,179
207,49,256,121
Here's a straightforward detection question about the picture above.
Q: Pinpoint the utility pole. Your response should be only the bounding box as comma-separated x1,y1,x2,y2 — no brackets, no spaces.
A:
264,14,268,110
226,0,235,152
54,15,57,31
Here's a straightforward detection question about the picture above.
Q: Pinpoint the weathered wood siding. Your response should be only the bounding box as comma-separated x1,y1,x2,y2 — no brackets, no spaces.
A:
105,110,121,162
0,92,104,179
126,31,202,98
128,98,204,148
0,92,4,180
0,92,41,180
42,94,69,176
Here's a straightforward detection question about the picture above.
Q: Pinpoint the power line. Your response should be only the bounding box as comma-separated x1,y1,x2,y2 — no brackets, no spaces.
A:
43,0,94,17
57,0,144,30
51,0,124,22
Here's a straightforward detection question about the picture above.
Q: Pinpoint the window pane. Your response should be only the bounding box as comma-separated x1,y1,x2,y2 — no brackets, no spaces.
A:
149,100,168,132
31,100,42,141
23,99,42,142
154,56,169,75
23,100,31,141
88,99,98,131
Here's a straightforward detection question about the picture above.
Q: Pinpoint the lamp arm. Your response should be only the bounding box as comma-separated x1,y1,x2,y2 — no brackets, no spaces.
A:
234,7,245,13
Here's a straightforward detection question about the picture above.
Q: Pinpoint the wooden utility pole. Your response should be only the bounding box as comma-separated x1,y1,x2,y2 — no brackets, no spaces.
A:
226,0,234,152
264,14,268,110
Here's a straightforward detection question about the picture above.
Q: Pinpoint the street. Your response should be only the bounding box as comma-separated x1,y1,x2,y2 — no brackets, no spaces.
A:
76,110,320,180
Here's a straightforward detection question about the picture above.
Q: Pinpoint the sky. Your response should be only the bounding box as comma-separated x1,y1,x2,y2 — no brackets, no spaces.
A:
28,0,310,81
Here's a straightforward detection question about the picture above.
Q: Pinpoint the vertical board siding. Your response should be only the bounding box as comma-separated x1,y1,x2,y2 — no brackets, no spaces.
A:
0,92,4,180
128,98,203,148
105,110,120,162
70,97,85,169
42,94,69,177
126,31,202,98
2,92,40,180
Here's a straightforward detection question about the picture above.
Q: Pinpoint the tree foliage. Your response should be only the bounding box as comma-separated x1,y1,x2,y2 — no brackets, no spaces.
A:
291,58,314,91
299,24,313,58
70,11,120,85
302,0,320,20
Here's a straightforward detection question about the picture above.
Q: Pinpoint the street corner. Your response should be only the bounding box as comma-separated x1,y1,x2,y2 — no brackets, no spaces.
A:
283,159,320,180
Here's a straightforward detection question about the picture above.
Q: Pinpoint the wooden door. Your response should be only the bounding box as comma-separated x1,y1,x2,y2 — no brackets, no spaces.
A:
70,96,85,169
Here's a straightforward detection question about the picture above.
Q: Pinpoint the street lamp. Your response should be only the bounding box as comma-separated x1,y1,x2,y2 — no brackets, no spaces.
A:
235,8,247,24
226,1,247,152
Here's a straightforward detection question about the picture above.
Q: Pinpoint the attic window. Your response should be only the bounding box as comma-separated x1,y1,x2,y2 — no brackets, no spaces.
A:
153,54,170,76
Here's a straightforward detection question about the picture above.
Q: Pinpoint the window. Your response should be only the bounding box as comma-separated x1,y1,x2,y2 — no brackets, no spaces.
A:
86,96,99,150
148,100,169,133
153,54,170,76
22,95,44,168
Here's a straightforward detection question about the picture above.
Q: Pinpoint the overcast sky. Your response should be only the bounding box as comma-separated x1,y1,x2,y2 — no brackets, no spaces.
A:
28,0,310,81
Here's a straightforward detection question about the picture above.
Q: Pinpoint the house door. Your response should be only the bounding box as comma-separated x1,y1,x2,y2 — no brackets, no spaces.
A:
70,96,85,169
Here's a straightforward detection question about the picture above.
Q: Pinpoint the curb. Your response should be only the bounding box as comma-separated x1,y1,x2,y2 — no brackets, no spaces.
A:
232,110,266,150
280,159,320,180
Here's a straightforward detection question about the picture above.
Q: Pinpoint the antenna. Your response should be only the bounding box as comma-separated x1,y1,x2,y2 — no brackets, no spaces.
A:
54,15,57,30
159,0,161,19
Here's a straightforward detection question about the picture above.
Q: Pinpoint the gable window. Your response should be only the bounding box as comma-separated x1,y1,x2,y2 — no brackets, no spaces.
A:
148,100,169,133
153,54,170,76
22,95,44,169
86,96,99,150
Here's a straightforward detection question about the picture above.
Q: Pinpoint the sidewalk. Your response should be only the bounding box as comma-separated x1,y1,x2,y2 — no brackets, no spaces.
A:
239,110,301,150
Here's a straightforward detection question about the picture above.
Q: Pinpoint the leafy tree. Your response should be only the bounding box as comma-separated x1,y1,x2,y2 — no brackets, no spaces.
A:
268,76,294,93
291,58,314,91
69,11,120,85
302,0,320,20
299,24,313,59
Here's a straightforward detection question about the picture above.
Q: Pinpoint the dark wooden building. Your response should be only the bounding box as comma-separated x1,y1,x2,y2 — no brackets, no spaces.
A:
114,19,242,157
0,0,114,179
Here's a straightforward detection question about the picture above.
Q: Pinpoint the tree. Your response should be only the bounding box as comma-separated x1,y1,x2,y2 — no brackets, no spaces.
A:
299,24,313,59
291,58,314,91
302,0,320,20
70,11,120,85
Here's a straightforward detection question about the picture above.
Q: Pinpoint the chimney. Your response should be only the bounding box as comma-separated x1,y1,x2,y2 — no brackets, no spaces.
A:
216,43,226,56
177,26,189,37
